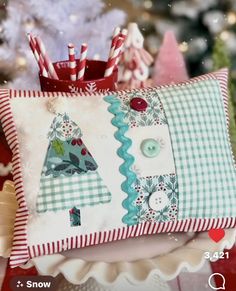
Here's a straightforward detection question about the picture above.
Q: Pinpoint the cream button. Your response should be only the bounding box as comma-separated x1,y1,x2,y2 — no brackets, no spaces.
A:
148,191,169,211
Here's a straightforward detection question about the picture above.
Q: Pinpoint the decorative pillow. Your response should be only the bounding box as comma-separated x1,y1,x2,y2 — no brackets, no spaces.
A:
1,69,236,267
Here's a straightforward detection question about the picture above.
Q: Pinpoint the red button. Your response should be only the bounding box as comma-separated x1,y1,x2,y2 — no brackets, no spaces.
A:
130,97,148,112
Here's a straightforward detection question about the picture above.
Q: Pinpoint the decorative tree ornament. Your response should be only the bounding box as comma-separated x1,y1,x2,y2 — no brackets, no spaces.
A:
153,31,188,86
118,23,154,89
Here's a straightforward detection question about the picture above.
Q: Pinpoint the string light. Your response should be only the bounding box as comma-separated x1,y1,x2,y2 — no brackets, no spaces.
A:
227,11,236,25
16,56,27,68
141,12,151,21
143,0,153,9
220,31,230,41
179,41,188,52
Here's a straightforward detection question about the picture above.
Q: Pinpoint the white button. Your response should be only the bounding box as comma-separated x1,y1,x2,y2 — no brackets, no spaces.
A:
148,191,169,211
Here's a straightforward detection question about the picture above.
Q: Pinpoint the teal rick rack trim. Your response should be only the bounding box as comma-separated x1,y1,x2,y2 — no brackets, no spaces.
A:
104,95,139,226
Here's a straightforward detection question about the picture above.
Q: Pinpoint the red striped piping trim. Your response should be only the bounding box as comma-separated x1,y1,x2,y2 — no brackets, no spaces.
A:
28,217,236,259
7,68,229,99
2,68,235,267
0,89,30,268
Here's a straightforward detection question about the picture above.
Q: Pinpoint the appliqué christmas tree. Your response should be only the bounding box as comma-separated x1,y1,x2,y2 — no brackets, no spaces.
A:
36,113,111,213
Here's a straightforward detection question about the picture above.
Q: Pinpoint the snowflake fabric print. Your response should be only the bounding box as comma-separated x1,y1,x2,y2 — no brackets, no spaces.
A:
117,88,167,128
48,113,82,141
133,174,179,223
68,83,109,94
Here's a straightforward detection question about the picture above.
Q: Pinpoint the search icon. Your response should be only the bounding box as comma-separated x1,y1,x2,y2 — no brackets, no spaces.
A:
208,273,225,290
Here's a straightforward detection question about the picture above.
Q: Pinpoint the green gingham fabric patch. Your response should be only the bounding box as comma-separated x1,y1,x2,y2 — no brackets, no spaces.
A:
36,171,112,212
158,79,236,219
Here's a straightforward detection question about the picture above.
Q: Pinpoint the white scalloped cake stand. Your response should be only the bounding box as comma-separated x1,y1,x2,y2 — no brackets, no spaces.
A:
1,181,236,290
27,229,235,289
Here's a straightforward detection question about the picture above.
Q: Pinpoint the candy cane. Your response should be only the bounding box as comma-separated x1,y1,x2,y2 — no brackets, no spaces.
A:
27,33,49,77
77,43,88,81
115,28,127,66
34,36,53,78
34,36,59,80
108,27,120,58
68,43,77,81
104,35,126,77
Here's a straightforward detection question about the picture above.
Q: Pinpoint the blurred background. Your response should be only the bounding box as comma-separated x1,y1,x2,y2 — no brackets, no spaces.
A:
105,0,236,77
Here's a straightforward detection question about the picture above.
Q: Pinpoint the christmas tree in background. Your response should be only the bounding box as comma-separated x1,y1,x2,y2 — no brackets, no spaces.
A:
212,37,236,156
152,30,188,86
128,0,236,79
0,0,126,89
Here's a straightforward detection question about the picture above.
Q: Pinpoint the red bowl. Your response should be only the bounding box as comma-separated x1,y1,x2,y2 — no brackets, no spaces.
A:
39,60,118,93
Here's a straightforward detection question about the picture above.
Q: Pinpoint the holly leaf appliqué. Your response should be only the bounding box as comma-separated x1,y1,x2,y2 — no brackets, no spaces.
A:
85,160,97,171
52,139,65,156
69,153,80,165
54,164,70,171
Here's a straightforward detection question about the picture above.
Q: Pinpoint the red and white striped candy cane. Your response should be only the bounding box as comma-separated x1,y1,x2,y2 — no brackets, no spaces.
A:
108,27,120,58
68,43,77,81
115,28,127,66
33,36,53,78
104,35,126,77
34,36,59,80
27,33,49,78
77,43,88,81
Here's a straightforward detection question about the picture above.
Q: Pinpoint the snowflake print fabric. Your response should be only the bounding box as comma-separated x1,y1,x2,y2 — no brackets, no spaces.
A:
134,174,179,223
117,88,167,128
48,113,81,141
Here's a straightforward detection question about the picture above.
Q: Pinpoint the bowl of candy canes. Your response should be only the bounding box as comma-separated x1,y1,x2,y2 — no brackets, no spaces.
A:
27,29,127,94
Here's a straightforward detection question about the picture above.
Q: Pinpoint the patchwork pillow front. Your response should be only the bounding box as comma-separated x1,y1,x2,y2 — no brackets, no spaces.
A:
0,69,235,267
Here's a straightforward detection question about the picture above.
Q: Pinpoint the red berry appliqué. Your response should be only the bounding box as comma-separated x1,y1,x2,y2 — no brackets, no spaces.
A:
81,148,87,155
77,138,83,146
71,138,83,146
71,139,77,146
